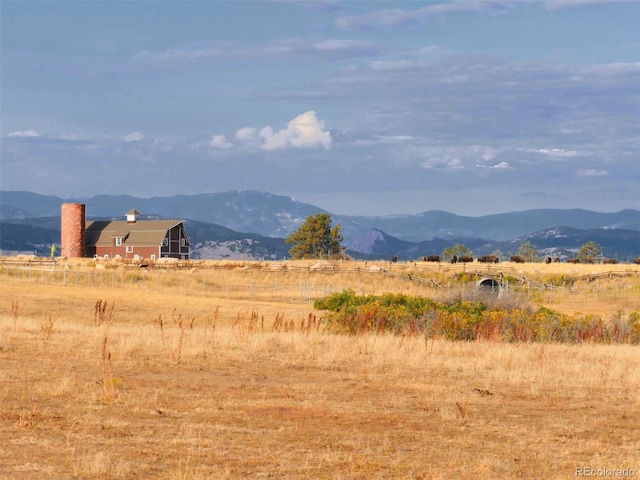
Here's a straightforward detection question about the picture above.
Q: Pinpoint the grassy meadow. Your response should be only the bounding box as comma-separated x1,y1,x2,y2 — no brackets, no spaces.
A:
1,258,639,479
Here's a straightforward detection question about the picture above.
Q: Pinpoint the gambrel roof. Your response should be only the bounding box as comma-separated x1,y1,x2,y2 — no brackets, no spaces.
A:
85,220,190,246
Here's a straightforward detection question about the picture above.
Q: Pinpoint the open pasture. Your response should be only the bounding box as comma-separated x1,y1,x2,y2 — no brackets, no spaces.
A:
1,258,639,478
2,256,639,318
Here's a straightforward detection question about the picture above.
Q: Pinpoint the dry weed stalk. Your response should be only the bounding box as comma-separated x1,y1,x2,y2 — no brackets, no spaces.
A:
11,299,18,331
157,313,165,346
40,315,56,342
94,299,115,326
18,402,38,429
272,312,285,332
171,309,194,387
203,306,220,358
100,336,118,402
233,310,262,338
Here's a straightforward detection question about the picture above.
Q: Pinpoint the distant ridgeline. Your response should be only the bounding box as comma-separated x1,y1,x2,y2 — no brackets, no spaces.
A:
0,191,639,260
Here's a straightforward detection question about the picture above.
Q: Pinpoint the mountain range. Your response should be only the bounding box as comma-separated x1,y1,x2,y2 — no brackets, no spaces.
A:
1,190,639,261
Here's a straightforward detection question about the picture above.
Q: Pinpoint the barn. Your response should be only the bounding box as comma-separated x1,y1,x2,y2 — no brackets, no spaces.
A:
84,209,190,260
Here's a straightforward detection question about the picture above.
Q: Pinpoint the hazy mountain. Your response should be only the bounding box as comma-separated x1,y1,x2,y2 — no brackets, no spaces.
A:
348,228,491,260
2,191,638,244
0,190,322,238
499,226,640,261
0,215,291,260
2,217,638,261
335,208,640,243
1,190,639,260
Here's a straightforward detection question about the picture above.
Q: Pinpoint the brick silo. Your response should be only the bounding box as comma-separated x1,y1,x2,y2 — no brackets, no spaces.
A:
61,203,86,258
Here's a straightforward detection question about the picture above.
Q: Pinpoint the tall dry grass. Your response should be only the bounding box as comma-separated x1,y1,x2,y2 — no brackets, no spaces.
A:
1,274,639,479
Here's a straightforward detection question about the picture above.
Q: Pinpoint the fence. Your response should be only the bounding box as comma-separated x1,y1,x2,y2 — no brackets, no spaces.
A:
2,260,639,307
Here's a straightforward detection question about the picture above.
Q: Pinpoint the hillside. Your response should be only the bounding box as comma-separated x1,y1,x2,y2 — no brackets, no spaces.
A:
1,190,639,260
2,191,638,242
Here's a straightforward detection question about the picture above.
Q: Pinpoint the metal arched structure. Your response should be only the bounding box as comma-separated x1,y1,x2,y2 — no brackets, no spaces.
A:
476,277,506,297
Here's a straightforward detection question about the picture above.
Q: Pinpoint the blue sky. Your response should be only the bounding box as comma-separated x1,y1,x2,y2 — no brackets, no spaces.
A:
1,0,639,216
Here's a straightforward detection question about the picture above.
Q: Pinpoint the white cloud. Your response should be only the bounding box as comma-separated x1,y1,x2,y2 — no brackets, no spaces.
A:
235,127,258,141
447,158,464,170
123,131,144,142
372,135,413,143
210,134,233,149
369,60,425,72
476,161,511,169
7,130,40,138
337,1,509,29
577,169,608,176
253,111,332,151
526,148,580,158
491,161,511,169
544,0,635,10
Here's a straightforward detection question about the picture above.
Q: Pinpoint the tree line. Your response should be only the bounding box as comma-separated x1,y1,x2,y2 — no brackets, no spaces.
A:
287,214,616,263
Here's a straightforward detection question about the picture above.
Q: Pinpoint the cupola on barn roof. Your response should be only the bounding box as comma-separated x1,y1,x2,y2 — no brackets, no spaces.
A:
126,209,142,223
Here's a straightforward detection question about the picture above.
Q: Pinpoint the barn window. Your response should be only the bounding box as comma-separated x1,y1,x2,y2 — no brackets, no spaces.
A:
126,246,133,253
163,237,168,246
180,238,186,247
115,237,123,246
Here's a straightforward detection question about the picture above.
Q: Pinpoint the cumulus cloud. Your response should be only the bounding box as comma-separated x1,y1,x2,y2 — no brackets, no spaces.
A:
235,127,257,141
7,130,40,138
123,131,144,142
446,158,464,170
210,134,233,149
239,111,332,151
577,169,608,176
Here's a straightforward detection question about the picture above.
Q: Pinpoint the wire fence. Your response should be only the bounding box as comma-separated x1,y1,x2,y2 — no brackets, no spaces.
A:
1,264,349,304
2,260,639,307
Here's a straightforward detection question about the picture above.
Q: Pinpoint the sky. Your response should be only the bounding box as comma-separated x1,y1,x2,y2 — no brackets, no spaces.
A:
1,0,639,217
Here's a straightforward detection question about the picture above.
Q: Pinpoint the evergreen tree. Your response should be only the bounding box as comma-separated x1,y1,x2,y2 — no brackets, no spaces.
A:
516,240,539,262
577,241,602,263
286,213,344,259
441,243,473,262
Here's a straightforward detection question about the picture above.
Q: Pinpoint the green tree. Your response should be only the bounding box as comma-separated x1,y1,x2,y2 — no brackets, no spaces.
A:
286,213,344,259
441,243,473,262
577,241,602,263
490,249,504,261
516,240,539,262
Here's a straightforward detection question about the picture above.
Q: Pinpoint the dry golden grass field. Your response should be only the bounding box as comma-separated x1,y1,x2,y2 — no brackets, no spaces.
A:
1,258,639,479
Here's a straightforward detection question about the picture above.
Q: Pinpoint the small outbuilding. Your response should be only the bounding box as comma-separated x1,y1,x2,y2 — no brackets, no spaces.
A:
85,210,190,260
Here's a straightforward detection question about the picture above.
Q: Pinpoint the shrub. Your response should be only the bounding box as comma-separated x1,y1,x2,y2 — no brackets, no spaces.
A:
313,290,639,344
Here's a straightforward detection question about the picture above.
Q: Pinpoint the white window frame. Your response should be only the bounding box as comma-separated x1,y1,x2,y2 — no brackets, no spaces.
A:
115,237,123,246
126,246,134,253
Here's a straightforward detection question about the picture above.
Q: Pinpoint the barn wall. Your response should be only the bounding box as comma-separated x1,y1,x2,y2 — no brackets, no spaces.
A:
94,245,160,260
